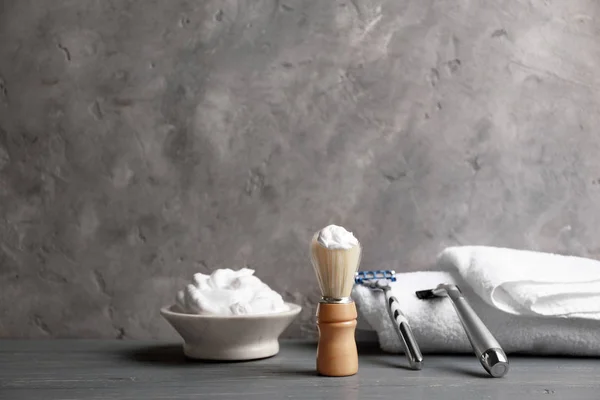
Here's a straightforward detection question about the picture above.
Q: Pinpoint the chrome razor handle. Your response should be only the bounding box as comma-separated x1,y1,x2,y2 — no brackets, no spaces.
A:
386,293,423,370
446,289,508,377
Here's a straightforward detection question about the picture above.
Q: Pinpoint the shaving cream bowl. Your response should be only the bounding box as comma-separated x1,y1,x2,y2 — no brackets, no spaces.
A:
160,302,302,361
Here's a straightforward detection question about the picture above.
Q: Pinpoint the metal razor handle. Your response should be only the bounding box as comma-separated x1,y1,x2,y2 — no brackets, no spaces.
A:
447,292,509,378
386,294,423,370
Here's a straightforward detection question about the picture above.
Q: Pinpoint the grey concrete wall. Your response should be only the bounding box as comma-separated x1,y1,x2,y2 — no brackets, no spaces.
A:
0,0,599,339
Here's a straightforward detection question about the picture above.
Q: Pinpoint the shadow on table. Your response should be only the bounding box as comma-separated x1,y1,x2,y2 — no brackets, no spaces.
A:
122,345,189,366
361,357,419,371
122,345,298,366
433,364,491,378
272,368,320,377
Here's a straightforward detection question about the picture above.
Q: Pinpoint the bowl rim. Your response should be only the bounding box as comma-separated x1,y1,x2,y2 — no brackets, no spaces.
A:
160,301,302,319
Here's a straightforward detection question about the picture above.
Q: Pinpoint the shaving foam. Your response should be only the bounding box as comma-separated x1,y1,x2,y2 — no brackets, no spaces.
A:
174,268,289,316
317,224,359,250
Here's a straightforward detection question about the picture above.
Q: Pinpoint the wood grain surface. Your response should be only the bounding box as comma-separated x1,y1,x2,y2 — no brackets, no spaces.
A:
316,302,358,377
1,340,599,399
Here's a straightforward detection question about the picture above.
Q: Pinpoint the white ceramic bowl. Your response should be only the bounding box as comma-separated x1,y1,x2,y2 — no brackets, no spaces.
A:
160,302,302,361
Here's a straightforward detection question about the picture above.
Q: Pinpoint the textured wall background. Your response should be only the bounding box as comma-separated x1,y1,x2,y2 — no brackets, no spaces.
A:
1,0,599,339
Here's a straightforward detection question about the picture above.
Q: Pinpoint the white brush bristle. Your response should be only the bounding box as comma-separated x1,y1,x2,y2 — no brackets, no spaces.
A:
309,233,362,299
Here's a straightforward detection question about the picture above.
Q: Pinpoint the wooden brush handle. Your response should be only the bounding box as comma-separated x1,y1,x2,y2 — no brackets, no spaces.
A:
315,302,358,377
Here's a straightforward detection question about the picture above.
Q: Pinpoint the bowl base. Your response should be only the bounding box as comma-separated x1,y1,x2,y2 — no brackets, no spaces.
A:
183,340,280,361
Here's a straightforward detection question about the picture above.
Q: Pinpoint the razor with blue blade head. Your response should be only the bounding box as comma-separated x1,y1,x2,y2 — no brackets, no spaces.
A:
355,270,423,370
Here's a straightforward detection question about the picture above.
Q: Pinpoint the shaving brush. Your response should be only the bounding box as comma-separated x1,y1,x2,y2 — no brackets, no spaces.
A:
309,225,362,377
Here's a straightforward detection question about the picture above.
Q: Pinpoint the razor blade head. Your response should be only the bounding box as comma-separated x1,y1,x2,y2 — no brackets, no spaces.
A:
415,289,438,299
415,284,461,299
354,270,396,284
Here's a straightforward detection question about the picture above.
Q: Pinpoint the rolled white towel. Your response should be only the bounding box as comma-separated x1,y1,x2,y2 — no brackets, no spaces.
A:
438,246,600,319
353,246,600,356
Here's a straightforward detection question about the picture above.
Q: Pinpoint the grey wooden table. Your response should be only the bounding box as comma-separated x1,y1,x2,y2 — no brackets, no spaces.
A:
1,340,598,399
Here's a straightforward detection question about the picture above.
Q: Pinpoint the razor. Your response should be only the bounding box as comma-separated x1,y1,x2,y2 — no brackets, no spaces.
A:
355,270,423,370
416,284,509,378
